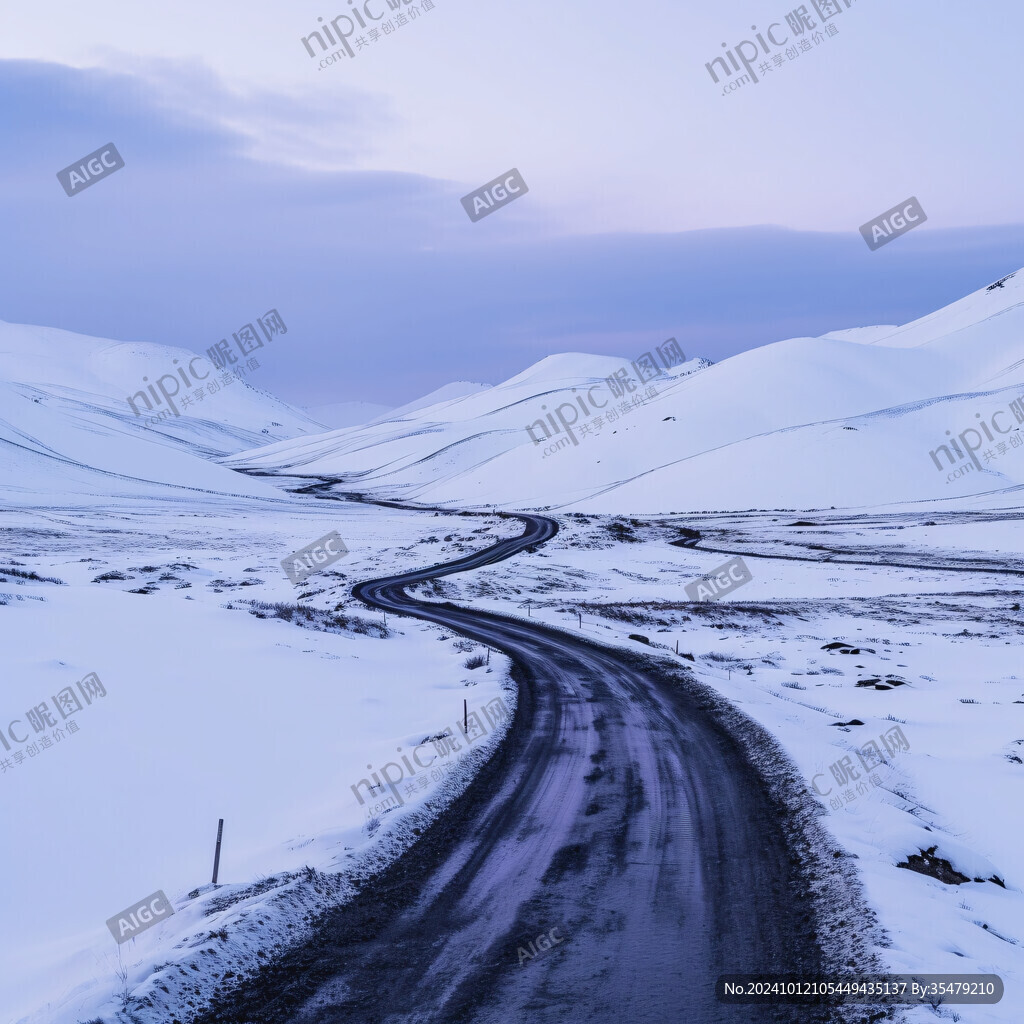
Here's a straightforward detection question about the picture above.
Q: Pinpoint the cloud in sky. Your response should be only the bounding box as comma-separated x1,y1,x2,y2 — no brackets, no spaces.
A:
1,44,1024,409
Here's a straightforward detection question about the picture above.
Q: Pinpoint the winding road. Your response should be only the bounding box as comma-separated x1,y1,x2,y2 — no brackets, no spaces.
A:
198,510,863,1024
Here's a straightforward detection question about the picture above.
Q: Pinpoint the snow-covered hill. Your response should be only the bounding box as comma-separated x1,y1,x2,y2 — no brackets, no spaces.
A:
10,269,1024,516
225,271,1024,513
0,321,328,505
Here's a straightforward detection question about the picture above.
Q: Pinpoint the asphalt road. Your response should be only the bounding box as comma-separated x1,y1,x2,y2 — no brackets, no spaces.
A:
197,511,865,1024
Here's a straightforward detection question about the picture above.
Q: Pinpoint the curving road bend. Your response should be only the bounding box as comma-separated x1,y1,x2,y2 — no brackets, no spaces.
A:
200,511,861,1024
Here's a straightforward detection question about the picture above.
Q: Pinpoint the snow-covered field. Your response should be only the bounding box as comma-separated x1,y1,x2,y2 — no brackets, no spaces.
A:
0,496,517,1024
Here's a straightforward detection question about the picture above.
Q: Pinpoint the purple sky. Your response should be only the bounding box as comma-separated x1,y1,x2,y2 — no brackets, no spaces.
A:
1,1,1023,407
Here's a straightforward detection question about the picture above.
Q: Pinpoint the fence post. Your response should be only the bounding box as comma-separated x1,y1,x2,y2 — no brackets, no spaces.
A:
211,818,224,885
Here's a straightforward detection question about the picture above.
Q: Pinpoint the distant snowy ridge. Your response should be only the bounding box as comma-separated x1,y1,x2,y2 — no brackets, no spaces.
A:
225,270,1024,513
6,267,1024,514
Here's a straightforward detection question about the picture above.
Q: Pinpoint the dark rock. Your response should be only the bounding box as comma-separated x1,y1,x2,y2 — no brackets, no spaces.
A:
897,846,970,885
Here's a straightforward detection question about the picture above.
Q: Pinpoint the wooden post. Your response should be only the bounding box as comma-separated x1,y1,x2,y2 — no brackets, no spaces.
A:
211,818,224,885
675,639,679,655
486,647,490,665
463,698,468,735
578,611,582,628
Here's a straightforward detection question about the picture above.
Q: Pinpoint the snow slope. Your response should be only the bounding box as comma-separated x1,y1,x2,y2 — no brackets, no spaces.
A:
0,320,328,506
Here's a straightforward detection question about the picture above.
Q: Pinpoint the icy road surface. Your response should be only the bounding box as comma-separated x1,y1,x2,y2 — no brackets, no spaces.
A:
197,510,873,1024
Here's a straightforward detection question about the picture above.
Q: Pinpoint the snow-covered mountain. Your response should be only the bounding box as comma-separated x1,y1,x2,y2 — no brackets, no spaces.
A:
224,271,1024,513
0,321,328,506
6,270,1024,515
